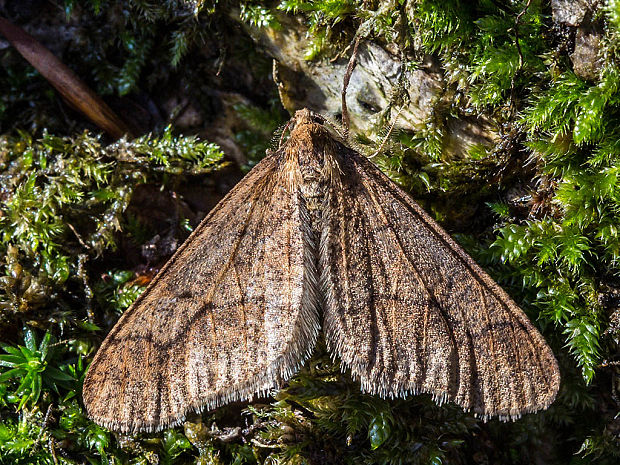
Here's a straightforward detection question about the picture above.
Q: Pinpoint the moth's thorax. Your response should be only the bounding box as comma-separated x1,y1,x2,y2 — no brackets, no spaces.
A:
286,120,339,211
286,121,335,195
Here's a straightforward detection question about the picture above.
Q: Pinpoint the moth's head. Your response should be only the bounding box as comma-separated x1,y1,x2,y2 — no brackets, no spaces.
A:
293,108,326,126
289,109,346,144
286,109,342,152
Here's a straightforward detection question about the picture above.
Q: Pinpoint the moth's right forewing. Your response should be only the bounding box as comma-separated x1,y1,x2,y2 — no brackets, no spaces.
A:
321,148,560,420
83,152,320,433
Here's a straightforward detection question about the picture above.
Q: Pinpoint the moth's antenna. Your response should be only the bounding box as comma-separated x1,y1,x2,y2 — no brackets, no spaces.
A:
278,117,296,148
341,35,362,139
370,105,404,159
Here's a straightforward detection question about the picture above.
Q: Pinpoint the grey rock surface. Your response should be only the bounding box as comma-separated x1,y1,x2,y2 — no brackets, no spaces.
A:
551,0,596,27
551,0,603,80
571,26,603,80
243,14,497,157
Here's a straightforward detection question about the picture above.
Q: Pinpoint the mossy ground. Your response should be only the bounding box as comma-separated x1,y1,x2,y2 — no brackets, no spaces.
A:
0,1,619,464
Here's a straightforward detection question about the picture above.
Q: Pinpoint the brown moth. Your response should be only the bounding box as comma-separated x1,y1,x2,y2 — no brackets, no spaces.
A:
83,109,560,433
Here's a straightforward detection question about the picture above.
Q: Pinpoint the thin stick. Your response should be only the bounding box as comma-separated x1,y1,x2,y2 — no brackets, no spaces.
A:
0,16,133,139
341,35,362,139
514,0,533,70
510,0,532,113
67,223,91,250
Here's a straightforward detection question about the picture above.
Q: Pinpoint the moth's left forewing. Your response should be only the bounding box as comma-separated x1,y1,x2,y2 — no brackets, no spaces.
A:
321,147,560,419
83,152,320,433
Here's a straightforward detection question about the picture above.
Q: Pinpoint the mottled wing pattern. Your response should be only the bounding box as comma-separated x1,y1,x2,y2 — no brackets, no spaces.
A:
321,148,560,419
83,153,320,433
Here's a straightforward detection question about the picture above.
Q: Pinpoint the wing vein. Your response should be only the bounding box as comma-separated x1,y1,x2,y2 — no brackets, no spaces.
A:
358,167,460,392
202,184,265,341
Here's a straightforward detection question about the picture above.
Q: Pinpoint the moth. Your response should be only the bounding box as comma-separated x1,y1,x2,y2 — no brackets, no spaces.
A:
83,109,560,433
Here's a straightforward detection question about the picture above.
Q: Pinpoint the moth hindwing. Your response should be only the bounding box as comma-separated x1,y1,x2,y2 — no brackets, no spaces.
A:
83,109,560,433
